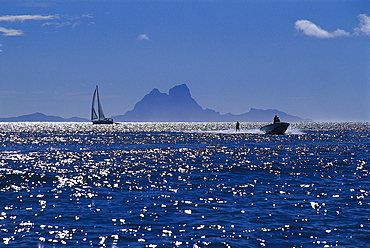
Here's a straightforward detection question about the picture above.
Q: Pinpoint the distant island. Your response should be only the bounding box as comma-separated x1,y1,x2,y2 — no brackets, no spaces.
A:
0,113,89,122
0,84,311,122
112,84,311,122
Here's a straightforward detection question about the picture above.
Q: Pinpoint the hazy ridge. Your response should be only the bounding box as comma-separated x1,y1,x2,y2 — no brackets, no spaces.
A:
0,84,311,122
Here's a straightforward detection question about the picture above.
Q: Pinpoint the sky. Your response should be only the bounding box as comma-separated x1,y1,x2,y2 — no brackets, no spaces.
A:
0,0,369,122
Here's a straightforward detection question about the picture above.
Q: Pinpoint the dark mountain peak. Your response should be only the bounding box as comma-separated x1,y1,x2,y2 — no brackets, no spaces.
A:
169,84,191,99
149,88,161,95
145,88,167,99
112,84,311,122
114,84,220,121
30,112,46,117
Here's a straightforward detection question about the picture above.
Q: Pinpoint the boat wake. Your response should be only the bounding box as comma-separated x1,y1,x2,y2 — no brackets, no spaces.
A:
285,128,305,135
188,128,305,135
205,129,264,134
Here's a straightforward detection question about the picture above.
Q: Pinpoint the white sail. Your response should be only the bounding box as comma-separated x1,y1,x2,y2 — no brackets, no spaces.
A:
91,85,113,124
91,87,99,121
96,87,105,119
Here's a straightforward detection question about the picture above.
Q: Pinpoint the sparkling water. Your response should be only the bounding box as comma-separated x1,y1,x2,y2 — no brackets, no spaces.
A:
0,122,369,247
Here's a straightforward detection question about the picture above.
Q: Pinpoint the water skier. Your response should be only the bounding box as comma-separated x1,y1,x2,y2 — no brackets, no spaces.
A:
236,121,240,132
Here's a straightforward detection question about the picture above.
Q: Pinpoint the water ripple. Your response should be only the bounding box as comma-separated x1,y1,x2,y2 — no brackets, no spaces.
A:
0,122,369,247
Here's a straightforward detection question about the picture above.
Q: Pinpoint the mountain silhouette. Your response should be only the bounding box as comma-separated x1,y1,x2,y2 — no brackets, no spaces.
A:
114,84,221,121
0,84,310,122
0,112,89,122
113,84,310,122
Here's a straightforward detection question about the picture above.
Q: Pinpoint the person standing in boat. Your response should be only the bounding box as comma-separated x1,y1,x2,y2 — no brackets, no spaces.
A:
236,121,240,132
273,115,280,124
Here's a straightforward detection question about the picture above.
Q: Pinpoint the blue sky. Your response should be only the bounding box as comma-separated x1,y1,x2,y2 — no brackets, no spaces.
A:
0,0,369,121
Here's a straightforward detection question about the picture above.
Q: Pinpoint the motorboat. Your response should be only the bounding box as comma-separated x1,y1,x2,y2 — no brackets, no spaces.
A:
260,122,289,134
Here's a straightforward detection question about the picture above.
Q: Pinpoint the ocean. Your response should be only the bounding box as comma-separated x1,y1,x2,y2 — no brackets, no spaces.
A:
0,122,369,247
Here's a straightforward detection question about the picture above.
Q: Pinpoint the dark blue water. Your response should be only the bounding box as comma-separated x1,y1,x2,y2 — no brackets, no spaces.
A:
0,122,369,247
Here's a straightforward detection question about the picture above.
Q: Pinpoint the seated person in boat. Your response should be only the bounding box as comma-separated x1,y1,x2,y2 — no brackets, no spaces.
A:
273,115,280,124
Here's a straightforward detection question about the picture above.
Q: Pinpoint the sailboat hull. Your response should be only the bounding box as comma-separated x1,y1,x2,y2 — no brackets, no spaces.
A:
92,119,114,124
260,122,289,134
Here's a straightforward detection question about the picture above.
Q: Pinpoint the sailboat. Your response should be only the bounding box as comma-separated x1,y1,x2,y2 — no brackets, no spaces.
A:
91,85,114,124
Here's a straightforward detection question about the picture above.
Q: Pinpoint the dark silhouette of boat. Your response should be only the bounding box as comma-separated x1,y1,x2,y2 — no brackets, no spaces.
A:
91,85,114,124
260,122,289,134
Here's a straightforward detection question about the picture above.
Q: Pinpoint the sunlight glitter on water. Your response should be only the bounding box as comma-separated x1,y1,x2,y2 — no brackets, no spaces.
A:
0,122,369,247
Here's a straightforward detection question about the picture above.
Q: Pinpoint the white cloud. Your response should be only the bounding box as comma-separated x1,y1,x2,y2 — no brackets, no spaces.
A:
137,34,150,41
295,14,370,39
295,19,350,38
0,15,59,38
0,44,3,52
354,14,370,36
0,14,92,52
0,27,24,36
71,14,93,20
0,14,59,22
42,21,80,28
41,14,92,29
